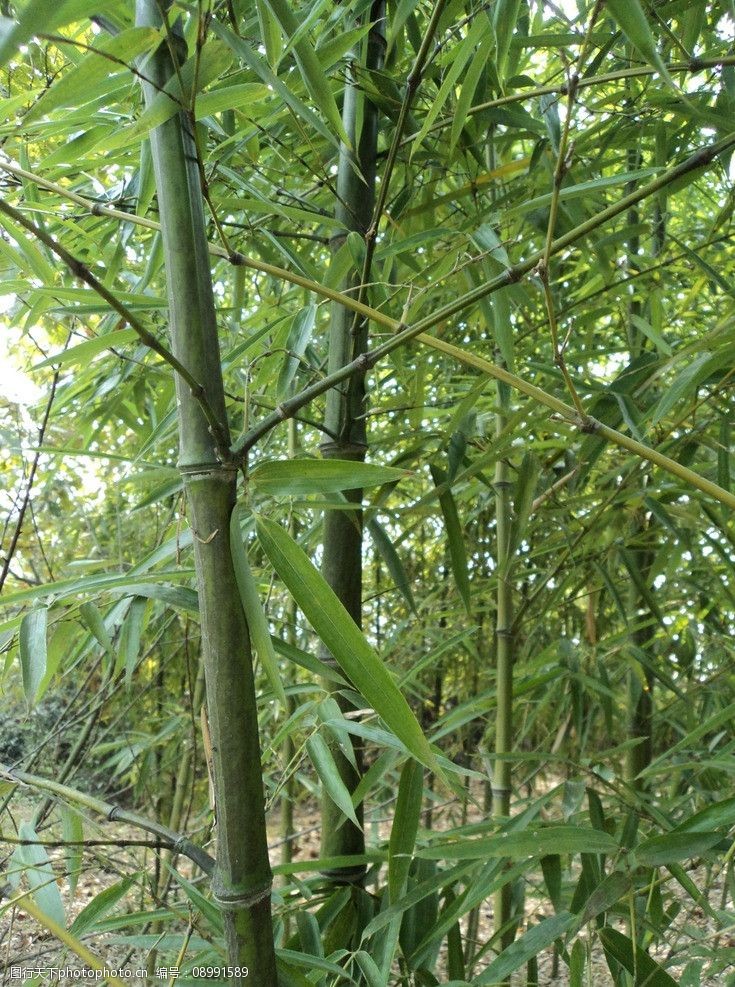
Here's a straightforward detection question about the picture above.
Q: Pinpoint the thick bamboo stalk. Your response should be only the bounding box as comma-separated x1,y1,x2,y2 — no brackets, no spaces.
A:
318,2,385,884
134,4,276,982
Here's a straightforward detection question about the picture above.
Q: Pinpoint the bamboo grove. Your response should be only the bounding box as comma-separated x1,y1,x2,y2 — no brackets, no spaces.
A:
1,1,735,984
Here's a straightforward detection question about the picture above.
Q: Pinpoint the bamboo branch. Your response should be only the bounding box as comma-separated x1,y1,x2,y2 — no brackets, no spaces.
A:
0,365,59,593
401,54,735,148
0,198,231,458
4,133,735,507
0,765,215,875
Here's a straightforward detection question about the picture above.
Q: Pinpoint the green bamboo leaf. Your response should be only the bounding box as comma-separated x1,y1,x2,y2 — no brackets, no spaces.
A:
450,29,494,152
389,759,423,902
19,607,48,706
277,304,317,399
70,876,137,936
541,854,561,911
260,0,347,143
0,0,103,67
599,927,678,986
493,0,523,83
33,330,139,370
306,732,361,828
411,16,487,156
675,796,735,834
230,504,287,707
295,909,324,958
605,1,674,85
419,825,619,861
509,452,539,555
643,701,735,778
117,597,147,688
353,952,384,987
475,912,577,985
649,352,720,425
255,515,439,774
79,601,114,654
255,0,282,65
60,806,83,897
0,214,56,283
25,28,161,122
367,519,417,614
250,459,410,496
570,940,585,987
629,314,671,356
17,821,65,927
211,18,339,149
578,871,631,925
430,465,471,614
195,83,270,118
633,831,722,867
104,42,233,149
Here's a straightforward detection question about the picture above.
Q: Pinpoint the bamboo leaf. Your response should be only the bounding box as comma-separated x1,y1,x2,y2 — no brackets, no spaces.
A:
475,911,577,984
450,29,494,152
605,0,675,90
411,16,487,156
493,0,523,83
70,876,137,936
306,732,361,828
578,871,631,925
419,825,619,861
33,330,139,370
19,607,48,706
250,459,410,496
255,515,440,774
367,519,417,614
16,821,65,927
211,18,340,149
642,702,735,777
60,806,83,897
389,759,423,902
633,831,722,867
25,28,161,121
430,465,471,614
509,452,539,555
277,304,317,399
353,952,384,987
675,795,735,834
599,927,678,986
79,601,114,654
230,504,287,707
0,0,103,67
260,0,347,142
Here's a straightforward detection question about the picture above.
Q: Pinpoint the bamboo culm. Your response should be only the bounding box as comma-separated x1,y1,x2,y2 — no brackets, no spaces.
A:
135,3,276,982
318,1,386,885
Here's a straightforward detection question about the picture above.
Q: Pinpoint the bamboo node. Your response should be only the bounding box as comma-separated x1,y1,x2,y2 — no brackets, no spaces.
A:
211,875,272,910
229,251,245,265
495,628,513,639
576,415,600,434
107,806,120,822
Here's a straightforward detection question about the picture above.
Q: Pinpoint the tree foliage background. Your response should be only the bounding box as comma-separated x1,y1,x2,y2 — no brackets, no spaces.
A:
1,0,735,984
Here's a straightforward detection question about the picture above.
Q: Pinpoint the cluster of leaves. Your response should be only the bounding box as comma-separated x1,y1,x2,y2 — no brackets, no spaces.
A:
1,0,735,984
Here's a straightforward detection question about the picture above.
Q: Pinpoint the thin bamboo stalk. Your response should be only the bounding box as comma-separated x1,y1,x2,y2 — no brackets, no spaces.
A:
134,3,276,981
